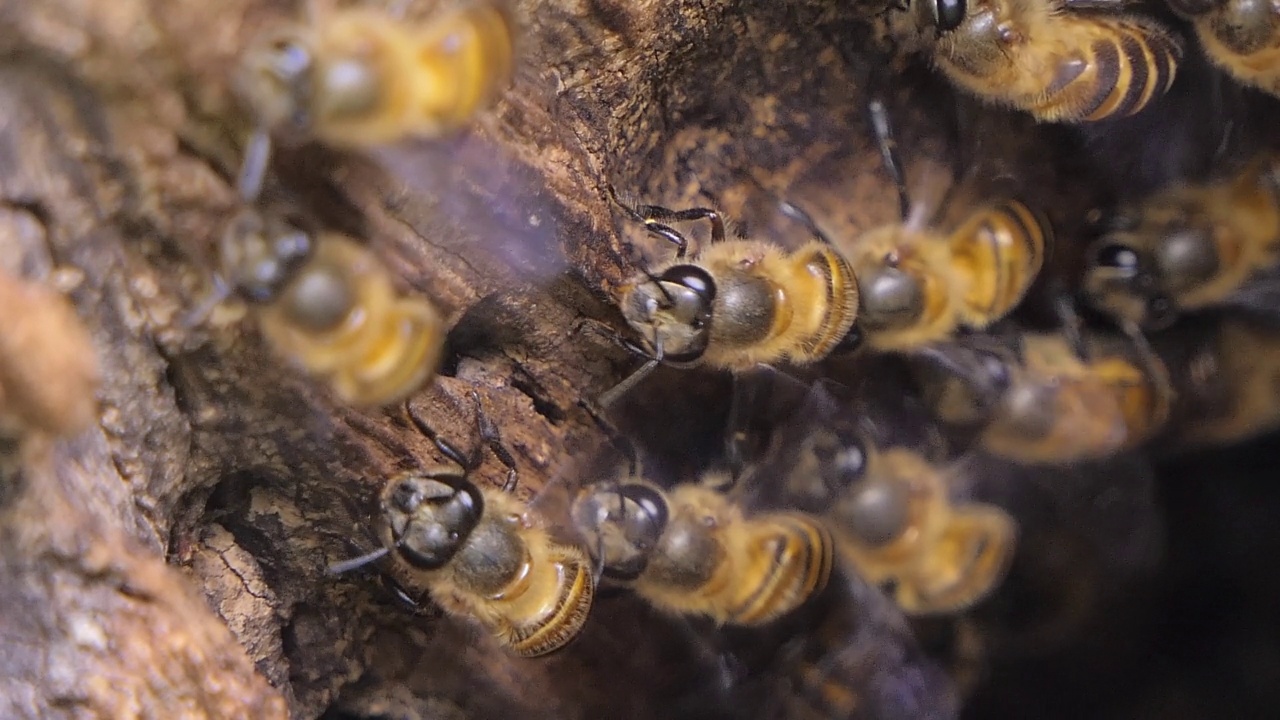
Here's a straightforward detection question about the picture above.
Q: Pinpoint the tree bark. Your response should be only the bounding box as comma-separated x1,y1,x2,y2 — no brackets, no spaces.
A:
0,0,1115,717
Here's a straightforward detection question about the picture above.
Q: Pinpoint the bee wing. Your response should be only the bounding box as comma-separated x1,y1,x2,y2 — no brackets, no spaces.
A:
526,428,642,558
1219,270,1280,324
367,132,570,290
962,450,1164,579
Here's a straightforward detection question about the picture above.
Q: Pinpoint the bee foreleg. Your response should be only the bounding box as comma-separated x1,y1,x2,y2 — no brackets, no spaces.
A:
576,397,639,477
1051,283,1090,360
470,389,518,493
867,97,912,221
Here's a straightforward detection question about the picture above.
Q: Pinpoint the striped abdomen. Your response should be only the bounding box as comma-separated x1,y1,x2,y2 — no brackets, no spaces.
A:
416,4,516,131
505,543,596,657
950,200,1049,327
1031,15,1182,121
791,243,862,362
727,513,834,625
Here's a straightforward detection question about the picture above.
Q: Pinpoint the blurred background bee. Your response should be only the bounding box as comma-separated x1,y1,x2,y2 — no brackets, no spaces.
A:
908,0,1183,122
335,428,595,657
906,327,1174,464
1167,0,1280,97
600,188,861,405
200,205,444,407
569,448,835,626
1082,155,1280,330
234,1,516,197
1150,313,1280,450
834,99,1051,353
763,379,1017,616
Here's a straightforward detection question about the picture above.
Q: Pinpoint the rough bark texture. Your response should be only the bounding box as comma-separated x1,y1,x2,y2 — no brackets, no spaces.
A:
3,0,1279,717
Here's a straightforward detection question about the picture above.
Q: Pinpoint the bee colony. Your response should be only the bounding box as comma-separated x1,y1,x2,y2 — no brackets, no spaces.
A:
0,0,1278,717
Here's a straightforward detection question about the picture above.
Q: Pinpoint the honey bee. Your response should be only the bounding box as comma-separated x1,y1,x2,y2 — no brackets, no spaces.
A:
602,189,861,405
837,99,1051,352
1167,0,1280,97
779,415,1016,615
907,329,1174,464
335,433,595,657
238,3,514,147
1081,157,1280,330
1154,314,1280,449
570,473,835,625
213,207,444,407
909,0,1183,122
233,3,516,198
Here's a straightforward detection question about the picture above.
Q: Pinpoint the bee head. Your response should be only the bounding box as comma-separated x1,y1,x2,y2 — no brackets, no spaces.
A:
219,209,313,303
911,0,967,34
1207,0,1274,54
381,471,485,570
907,342,1012,427
238,25,318,138
572,482,668,581
622,265,716,364
798,427,870,505
1083,236,1180,331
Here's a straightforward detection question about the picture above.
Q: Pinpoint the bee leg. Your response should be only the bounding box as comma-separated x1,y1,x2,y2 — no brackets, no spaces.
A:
605,183,723,258
405,402,477,471
778,200,835,245
469,389,518,493
179,274,233,330
235,127,273,202
576,397,639,476
867,97,912,221
723,373,761,484
1050,283,1091,361
327,546,391,575
1120,319,1174,407
599,355,661,408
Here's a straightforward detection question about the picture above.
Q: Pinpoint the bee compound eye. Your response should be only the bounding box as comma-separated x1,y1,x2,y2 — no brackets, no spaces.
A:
934,0,967,31
268,37,313,81
618,484,669,545
659,265,717,304
1092,243,1141,274
821,439,868,492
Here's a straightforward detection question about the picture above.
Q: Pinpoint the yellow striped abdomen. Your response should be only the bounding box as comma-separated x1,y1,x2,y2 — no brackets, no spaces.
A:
1030,15,1182,121
788,242,861,363
950,200,1049,327
726,513,834,625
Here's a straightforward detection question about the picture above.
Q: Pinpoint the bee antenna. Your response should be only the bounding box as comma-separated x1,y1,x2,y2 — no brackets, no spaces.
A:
578,398,639,476
599,337,664,408
179,274,233,330
641,265,676,305
867,98,912,221
327,546,391,575
236,128,273,203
